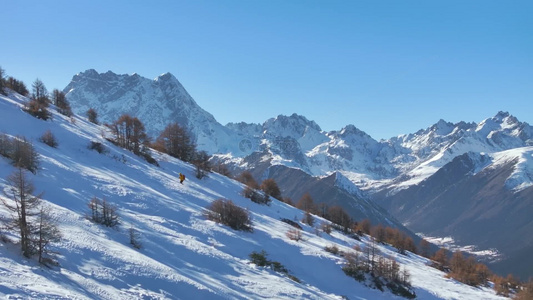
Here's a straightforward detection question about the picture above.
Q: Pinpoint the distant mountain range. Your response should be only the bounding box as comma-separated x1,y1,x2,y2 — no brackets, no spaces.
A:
64,69,533,279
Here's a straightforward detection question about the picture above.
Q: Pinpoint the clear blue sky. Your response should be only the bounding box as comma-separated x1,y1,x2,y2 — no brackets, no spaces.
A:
2,0,532,140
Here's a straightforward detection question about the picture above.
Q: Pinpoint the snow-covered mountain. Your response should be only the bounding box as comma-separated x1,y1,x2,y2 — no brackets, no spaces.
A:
0,90,510,299
64,70,533,193
63,70,533,280
372,148,533,279
63,69,237,153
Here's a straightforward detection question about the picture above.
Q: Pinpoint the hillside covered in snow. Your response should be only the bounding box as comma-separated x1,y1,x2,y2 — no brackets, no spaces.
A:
62,69,533,280
0,90,512,298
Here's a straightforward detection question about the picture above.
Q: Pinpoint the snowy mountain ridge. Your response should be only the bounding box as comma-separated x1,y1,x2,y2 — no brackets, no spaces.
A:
0,90,509,299
64,70,533,197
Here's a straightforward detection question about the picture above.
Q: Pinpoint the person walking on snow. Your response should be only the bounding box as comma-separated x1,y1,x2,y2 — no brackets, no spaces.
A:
179,172,186,184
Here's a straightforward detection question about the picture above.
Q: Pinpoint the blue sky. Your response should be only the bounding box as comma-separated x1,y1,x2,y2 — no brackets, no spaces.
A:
2,0,532,140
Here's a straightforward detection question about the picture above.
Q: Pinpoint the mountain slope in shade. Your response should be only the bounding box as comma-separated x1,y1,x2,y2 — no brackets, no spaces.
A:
372,149,533,279
0,90,509,299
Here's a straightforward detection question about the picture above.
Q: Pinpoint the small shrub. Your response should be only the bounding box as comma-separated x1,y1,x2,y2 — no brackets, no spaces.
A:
321,222,332,234
205,199,253,232
387,281,416,299
260,178,282,200
129,227,142,249
87,108,98,124
301,211,314,226
88,141,107,154
249,250,298,282
39,130,58,148
288,275,301,283
249,250,269,267
286,228,302,241
270,261,289,273
342,252,367,282
25,99,51,120
280,218,302,229
88,197,119,228
325,245,340,255
138,150,159,166
242,186,271,205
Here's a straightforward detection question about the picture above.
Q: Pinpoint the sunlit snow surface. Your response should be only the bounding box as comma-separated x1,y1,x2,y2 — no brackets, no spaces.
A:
0,92,508,299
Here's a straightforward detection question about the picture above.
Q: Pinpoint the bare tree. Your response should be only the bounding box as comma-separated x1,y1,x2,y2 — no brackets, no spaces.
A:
39,130,58,148
1,168,42,257
87,108,98,124
236,171,259,189
419,238,431,258
25,79,51,120
153,122,196,162
364,237,380,274
205,199,252,232
108,114,150,154
31,78,49,104
431,248,449,271
5,77,29,96
327,205,352,232
11,136,40,173
260,178,282,200
0,66,6,95
192,150,210,179
515,278,533,300
88,197,119,228
301,211,314,226
296,193,317,214
52,89,72,116
35,206,61,265
129,227,142,249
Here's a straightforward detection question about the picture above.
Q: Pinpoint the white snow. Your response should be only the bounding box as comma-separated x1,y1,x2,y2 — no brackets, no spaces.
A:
490,147,533,191
0,91,509,299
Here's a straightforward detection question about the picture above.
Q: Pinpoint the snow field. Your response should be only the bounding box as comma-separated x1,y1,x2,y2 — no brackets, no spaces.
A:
0,92,508,299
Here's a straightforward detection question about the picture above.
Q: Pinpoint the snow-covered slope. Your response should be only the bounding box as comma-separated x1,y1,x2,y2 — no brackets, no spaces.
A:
0,92,509,299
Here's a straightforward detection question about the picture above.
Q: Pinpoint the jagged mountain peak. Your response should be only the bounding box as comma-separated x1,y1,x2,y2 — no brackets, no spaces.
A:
430,119,455,135
263,113,322,138
338,124,373,139
156,71,174,79
64,69,236,154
